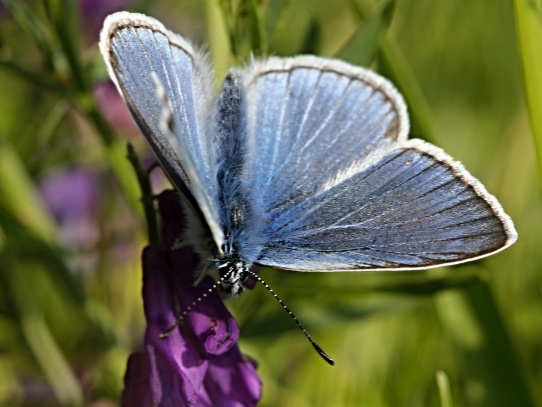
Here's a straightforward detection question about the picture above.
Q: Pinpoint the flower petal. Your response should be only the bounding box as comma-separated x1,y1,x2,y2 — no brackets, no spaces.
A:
121,352,153,407
142,246,208,406
201,347,262,407
158,191,240,355
122,190,262,406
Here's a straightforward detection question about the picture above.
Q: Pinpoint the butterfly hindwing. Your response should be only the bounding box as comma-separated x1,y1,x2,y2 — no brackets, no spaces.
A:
256,139,516,270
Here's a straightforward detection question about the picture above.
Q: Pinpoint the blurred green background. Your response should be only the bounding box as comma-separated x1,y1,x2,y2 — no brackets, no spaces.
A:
0,0,540,406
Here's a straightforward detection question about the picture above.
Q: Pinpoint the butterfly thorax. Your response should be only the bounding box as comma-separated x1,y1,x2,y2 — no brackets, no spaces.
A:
215,255,249,296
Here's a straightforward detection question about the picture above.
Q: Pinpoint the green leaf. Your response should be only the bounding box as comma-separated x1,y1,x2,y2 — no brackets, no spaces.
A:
0,143,57,244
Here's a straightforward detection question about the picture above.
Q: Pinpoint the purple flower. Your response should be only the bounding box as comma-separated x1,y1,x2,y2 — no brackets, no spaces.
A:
80,0,133,43
39,167,100,249
122,190,262,407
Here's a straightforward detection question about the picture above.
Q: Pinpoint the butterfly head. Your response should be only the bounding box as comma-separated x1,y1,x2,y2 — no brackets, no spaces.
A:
215,256,249,296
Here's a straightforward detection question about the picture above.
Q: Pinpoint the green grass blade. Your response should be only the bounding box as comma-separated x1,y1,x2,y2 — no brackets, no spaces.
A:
2,0,56,70
22,311,83,406
378,38,440,143
513,0,542,189
336,0,394,67
206,0,234,80
436,370,454,407
0,143,57,244
247,0,268,55
127,143,161,246
353,0,439,143
436,280,535,407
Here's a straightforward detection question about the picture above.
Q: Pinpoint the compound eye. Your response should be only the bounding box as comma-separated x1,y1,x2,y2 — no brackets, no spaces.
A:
241,267,249,281
217,263,230,279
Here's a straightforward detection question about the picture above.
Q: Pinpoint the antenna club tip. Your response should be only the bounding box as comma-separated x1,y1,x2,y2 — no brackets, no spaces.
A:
159,323,178,339
312,343,335,366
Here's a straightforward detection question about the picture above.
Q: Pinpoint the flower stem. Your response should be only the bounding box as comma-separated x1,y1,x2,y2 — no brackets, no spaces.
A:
126,143,162,246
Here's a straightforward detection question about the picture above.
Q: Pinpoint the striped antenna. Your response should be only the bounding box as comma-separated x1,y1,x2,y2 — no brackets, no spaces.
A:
160,268,335,365
247,270,334,366
159,269,230,339
160,269,238,339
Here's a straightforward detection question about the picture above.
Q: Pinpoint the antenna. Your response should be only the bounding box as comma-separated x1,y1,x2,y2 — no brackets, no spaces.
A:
160,265,236,338
160,269,335,366
159,278,223,339
246,270,334,366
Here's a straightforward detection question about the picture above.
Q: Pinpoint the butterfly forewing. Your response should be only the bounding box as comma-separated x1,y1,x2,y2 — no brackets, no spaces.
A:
240,57,409,217
100,12,225,251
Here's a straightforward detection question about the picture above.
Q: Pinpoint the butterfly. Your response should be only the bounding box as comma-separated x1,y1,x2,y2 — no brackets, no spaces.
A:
100,12,517,299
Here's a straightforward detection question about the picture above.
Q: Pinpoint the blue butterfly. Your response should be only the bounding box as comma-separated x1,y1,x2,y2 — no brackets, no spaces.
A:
100,13,516,302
